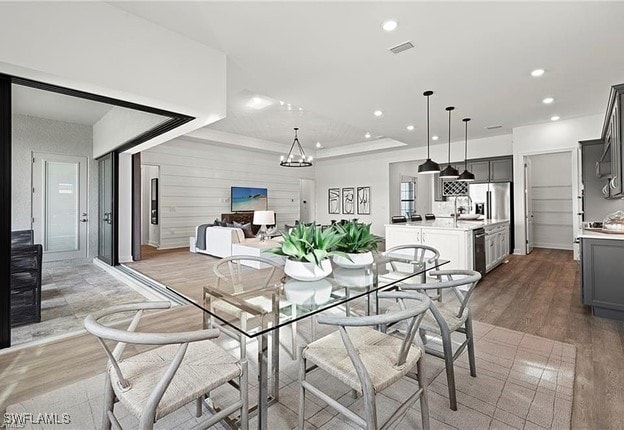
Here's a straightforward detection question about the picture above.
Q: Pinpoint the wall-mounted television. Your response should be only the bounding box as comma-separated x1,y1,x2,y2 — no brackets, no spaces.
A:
231,186,268,212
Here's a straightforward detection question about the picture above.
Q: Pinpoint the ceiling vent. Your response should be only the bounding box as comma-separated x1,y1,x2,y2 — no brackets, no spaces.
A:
389,41,414,55
485,124,503,130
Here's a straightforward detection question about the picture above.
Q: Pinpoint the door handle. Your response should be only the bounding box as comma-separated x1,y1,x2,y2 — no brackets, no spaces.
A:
80,212,88,223
103,212,112,224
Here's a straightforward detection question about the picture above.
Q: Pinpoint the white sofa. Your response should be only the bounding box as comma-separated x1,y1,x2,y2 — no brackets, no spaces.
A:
192,226,246,258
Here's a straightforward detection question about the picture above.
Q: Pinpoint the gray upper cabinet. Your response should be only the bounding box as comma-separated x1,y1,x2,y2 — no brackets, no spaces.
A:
490,158,513,182
465,157,512,183
598,84,624,199
468,161,490,182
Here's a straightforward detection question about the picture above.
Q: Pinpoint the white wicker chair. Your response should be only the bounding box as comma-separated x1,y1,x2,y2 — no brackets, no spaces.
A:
84,302,248,430
298,291,431,430
204,255,298,360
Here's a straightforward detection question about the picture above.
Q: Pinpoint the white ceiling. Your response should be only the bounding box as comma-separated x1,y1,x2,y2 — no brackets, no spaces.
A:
112,1,624,151
12,85,113,125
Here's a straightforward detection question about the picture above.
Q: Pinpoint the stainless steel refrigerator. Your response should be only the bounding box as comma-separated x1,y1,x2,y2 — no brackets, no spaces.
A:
468,182,512,220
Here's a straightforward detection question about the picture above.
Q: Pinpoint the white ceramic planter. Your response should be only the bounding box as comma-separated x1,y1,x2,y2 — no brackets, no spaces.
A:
284,279,332,305
332,251,374,269
333,267,372,288
284,258,333,281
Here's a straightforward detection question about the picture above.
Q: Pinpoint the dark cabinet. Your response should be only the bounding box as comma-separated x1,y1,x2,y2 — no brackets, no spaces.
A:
581,237,624,320
598,85,624,199
468,161,490,182
490,158,513,182
466,157,513,183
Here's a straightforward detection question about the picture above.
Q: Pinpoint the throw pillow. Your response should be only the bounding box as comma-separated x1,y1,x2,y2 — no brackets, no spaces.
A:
234,222,255,238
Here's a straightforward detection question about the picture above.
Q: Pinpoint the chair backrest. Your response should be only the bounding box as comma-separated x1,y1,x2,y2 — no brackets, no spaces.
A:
391,216,407,224
424,213,436,220
383,244,440,274
420,270,481,318
84,302,221,397
316,291,430,370
11,230,34,248
410,214,423,222
213,255,282,293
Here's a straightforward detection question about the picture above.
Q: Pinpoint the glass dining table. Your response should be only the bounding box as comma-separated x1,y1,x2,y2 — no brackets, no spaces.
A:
166,254,448,430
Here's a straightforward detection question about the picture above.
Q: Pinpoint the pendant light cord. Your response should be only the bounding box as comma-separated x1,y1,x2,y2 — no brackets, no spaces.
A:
464,120,468,169
448,108,452,163
426,94,430,159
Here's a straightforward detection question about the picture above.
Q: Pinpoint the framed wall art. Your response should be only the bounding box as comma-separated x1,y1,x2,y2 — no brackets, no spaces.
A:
357,186,370,215
342,187,354,214
328,188,340,214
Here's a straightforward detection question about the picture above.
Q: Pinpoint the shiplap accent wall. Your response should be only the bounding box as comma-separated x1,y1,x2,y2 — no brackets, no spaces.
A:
529,151,574,250
142,138,315,249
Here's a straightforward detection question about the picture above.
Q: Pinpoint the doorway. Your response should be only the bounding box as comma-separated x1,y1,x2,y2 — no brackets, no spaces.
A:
32,153,88,262
524,157,533,254
525,152,574,251
141,164,160,248
299,179,315,223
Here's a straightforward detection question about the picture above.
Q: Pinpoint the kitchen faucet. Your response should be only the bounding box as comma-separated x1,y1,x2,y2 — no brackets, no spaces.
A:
454,195,473,225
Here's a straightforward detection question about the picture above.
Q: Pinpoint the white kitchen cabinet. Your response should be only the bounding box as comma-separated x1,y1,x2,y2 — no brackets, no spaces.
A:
484,223,510,272
385,225,472,271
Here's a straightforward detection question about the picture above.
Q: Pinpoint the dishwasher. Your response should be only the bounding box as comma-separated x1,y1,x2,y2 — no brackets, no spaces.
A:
473,228,486,278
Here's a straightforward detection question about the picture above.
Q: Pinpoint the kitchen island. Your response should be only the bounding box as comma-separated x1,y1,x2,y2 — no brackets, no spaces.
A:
385,218,510,273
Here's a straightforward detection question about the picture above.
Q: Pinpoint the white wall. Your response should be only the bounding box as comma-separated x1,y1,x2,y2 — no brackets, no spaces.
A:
142,139,315,249
12,114,98,259
93,108,168,158
314,134,513,236
512,114,602,254
0,2,227,157
529,152,573,250
118,154,133,263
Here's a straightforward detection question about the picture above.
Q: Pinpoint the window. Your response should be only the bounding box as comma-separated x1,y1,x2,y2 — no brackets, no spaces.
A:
400,178,416,217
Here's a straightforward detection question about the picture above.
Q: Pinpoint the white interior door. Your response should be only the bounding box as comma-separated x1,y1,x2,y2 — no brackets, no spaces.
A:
524,157,534,254
32,153,88,261
299,179,316,223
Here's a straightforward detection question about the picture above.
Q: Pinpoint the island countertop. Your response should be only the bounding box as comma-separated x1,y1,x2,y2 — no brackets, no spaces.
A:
578,229,624,241
385,218,510,232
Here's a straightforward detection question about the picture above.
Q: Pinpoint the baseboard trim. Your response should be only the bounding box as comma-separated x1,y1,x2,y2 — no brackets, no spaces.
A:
533,244,573,251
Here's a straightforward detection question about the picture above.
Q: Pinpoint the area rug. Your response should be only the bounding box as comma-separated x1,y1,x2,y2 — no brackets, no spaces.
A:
5,321,575,430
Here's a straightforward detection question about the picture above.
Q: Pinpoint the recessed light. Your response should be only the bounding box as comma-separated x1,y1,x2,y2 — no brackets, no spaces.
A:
365,132,371,139
432,135,439,141
542,97,554,104
374,110,383,117
551,115,560,121
406,125,415,131
298,107,303,111
246,96,273,110
531,69,545,77
381,20,398,32
315,141,322,148
279,101,285,106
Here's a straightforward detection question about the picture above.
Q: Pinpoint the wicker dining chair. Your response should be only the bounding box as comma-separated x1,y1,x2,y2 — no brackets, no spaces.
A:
382,244,443,301
84,301,248,430
204,255,298,360
393,269,482,411
298,291,431,430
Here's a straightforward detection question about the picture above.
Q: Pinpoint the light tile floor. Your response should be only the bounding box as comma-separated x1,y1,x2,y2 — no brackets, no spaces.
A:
6,314,575,430
10,263,147,346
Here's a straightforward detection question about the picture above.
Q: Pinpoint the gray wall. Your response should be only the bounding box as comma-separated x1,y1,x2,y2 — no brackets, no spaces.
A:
12,114,98,258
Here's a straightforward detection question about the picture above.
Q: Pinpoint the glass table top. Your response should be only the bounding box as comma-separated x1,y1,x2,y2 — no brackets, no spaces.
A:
167,254,448,338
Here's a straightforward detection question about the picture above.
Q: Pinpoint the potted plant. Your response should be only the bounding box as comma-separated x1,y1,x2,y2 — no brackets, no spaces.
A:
331,221,382,268
268,223,345,281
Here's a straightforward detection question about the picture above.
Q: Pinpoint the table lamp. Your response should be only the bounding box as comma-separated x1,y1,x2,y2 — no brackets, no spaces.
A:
253,210,275,241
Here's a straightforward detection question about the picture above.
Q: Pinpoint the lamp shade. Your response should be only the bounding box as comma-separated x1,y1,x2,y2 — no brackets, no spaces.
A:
253,210,275,225
418,158,440,174
457,170,475,182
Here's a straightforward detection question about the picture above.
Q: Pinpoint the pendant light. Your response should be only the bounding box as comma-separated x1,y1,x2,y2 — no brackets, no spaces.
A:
418,90,440,174
457,118,475,182
280,127,313,167
439,106,459,179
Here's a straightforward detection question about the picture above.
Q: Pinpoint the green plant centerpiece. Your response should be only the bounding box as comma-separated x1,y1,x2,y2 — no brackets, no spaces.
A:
331,221,382,268
269,223,346,281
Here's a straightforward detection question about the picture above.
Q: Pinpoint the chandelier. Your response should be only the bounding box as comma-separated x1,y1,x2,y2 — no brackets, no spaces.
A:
280,127,313,167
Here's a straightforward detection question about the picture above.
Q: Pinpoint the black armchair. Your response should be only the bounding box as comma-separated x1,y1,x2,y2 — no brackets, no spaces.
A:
10,230,42,327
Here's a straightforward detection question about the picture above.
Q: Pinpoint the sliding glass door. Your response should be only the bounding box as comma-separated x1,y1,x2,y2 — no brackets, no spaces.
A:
0,75,11,348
